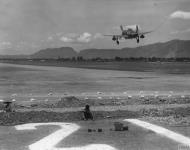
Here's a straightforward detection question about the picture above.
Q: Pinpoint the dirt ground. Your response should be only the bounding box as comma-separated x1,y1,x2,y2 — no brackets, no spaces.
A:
0,96,190,126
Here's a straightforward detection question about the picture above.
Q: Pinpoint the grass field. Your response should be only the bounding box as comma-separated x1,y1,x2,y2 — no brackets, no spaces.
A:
2,60,190,74
0,62,190,98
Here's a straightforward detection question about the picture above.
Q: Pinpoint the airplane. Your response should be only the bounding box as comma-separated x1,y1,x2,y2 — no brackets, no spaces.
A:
104,25,152,45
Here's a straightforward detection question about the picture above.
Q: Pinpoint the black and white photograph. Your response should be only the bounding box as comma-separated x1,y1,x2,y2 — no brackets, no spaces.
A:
0,0,190,149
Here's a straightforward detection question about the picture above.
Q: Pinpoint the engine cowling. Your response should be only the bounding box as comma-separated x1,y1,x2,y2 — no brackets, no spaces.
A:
140,35,145,38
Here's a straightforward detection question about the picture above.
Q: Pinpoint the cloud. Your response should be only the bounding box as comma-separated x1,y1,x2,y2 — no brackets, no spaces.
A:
77,32,92,43
170,11,190,19
60,36,74,42
59,32,103,44
59,32,97,43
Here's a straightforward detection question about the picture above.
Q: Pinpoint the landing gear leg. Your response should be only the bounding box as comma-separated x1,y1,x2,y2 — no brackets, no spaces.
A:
137,36,139,43
116,40,119,45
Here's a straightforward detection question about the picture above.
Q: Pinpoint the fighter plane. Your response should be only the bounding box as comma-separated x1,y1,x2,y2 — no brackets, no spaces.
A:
104,25,152,45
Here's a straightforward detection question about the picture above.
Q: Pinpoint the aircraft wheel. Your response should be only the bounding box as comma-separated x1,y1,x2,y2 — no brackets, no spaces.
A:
137,38,139,43
116,41,119,45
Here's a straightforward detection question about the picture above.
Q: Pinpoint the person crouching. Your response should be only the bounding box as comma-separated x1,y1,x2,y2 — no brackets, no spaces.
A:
83,105,93,120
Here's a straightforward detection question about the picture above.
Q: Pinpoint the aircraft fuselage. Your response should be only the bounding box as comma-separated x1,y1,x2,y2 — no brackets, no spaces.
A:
105,24,150,45
122,30,138,39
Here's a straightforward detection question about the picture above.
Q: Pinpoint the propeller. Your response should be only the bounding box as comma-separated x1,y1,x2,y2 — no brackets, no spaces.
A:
136,25,139,33
120,25,124,31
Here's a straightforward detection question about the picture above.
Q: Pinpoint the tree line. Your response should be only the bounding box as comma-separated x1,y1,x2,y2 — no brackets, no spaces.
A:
1,57,190,62
56,56,190,62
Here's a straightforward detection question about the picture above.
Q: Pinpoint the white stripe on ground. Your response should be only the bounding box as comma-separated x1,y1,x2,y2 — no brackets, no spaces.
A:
124,119,190,146
55,144,117,150
16,123,80,150
15,122,117,150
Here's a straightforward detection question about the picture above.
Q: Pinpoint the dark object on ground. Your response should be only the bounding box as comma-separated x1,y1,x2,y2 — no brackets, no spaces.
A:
83,105,93,120
98,128,102,132
114,122,124,131
31,104,38,107
93,129,96,132
3,101,12,112
88,129,92,132
123,126,128,131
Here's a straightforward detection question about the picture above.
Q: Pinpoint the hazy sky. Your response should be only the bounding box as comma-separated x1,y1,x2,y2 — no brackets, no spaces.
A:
0,0,190,54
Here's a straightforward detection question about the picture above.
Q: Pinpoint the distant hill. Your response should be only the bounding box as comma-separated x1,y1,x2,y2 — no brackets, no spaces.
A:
79,40,190,58
1,40,190,59
122,40,190,58
30,47,77,59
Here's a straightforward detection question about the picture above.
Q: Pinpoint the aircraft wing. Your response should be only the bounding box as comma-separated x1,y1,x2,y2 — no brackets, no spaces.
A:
104,34,113,36
138,31,153,35
104,34,123,39
104,34,122,37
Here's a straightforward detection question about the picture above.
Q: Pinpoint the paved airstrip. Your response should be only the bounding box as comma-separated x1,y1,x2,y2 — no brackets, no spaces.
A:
0,119,189,150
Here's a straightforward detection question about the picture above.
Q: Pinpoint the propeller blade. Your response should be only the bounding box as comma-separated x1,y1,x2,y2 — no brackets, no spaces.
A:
136,25,139,33
120,25,124,31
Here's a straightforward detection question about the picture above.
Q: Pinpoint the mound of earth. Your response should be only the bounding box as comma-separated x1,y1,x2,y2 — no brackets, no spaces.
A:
55,96,85,107
13,96,85,109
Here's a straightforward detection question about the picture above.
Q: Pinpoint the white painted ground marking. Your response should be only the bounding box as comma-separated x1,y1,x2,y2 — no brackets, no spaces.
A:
55,144,116,150
15,122,80,150
125,119,190,146
15,122,117,150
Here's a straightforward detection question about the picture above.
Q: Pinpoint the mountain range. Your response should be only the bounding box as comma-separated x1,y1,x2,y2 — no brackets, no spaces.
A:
1,40,190,59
